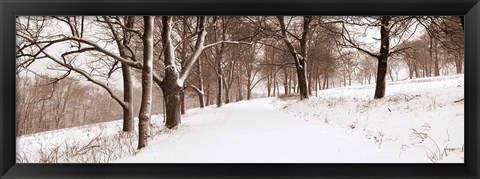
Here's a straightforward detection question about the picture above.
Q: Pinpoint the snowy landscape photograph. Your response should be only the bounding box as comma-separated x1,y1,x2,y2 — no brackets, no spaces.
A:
15,16,464,163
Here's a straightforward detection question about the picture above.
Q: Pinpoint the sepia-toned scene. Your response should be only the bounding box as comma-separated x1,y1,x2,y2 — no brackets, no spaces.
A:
16,16,464,163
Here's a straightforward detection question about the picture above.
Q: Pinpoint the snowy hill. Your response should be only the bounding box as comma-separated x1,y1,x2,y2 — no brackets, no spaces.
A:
275,74,464,163
17,75,464,163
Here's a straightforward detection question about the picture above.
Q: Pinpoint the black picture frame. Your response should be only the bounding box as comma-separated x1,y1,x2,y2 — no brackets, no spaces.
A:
1,0,479,178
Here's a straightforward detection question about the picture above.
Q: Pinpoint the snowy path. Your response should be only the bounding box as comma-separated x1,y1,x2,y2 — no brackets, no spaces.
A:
113,98,412,163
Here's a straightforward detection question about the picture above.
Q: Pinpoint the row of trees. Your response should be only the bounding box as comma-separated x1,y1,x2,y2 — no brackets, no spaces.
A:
16,16,463,149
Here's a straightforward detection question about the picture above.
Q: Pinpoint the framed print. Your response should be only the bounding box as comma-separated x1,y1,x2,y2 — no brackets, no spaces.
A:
1,0,479,178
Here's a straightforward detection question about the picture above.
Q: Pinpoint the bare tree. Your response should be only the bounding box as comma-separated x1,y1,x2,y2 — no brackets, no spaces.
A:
16,16,145,132
188,57,206,108
277,16,312,100
159,16,251,129
416,16,464,74
103,16,136,132
339,16,415,99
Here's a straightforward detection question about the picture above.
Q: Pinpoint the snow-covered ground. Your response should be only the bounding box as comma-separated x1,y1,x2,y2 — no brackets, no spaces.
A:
16,75,464,163
274,74,464,163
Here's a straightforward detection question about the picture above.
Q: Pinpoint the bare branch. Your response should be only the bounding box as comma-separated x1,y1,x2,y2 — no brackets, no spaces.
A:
203,40,253,49
38,45,128,109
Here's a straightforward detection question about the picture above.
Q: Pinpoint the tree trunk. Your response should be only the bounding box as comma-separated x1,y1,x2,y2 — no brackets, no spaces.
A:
138,16,154,149
217,75,223,107
332,78,335,88
373,16,390,99
180,91,186,114
414,64,419,78
189,85,205,108
180,17,190,113
267,74,271,97
308,70,313,95
199,92,205,108
284,68,289,95
216,46,224,107
288,69,292,94
427,53,432,77
197,59,205,108
206,85,211,106
293,75,297,93
272,76,276,96
348,73,352,86
224,85,230,104
161,82,182,129
160,16,182,130
432,38,440,76
388,67,394,81
295,61,309,100
121,64,134,132
224,59,236,104
247,79,252,100
276,79,280,96
454,53,463,74
237,66,244,101
374,59,387,99
407,61,414,79
323,77,327,89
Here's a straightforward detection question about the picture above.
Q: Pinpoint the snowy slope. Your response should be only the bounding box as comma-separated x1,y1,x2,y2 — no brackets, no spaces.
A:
274,74,464,163
16,114,165,163
17,75,464,163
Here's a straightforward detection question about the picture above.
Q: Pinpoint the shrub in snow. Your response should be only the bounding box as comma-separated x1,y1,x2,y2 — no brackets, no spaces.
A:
408,123,448,163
